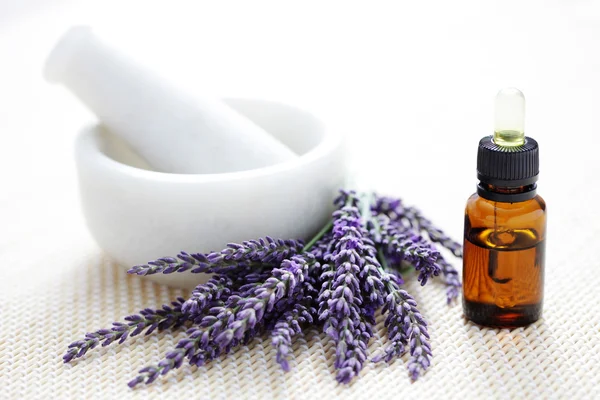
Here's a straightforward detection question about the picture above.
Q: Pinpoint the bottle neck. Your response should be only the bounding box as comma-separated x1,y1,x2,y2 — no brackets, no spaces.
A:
477,182,537,202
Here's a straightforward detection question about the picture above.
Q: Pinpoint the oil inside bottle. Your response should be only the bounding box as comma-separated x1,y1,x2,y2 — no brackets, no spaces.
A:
463,225,545,328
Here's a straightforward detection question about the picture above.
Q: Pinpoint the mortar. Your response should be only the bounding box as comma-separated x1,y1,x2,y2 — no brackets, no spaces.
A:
75,98,346,288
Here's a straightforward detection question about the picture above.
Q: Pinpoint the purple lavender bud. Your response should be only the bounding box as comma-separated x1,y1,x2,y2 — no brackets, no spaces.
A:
238,309,257,329
127,376,145,389
62,349,77,363
215,330,234,348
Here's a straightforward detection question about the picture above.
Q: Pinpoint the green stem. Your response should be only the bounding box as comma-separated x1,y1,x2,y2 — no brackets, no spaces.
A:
377,247,389,271
302,220,333,252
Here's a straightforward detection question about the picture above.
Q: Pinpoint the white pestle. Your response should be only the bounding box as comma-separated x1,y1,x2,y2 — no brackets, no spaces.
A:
44,26,297,174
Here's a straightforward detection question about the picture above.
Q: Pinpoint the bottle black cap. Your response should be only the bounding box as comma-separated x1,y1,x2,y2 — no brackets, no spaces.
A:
477,136,539,187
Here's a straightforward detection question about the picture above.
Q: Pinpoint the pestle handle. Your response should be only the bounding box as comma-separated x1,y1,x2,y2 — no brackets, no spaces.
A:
44,26,297,174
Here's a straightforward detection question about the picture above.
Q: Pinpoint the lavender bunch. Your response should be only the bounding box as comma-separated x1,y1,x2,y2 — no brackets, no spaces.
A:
64,298,188,363
64,189,462,388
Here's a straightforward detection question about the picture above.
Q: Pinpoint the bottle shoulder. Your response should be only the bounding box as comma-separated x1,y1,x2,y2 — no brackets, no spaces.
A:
466,193,546,211
465,192,546,231
534,194,546,211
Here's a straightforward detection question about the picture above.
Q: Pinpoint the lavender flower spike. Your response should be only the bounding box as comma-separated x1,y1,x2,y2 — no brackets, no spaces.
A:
64,298,188,363
437,256,461,304
376,215,441,286
127,237,304,276
373,273,432,381
182,275,233,316
129,306,231,388
214,255,312,350
270,299,317,371
335,309,375,384
318,194,381,384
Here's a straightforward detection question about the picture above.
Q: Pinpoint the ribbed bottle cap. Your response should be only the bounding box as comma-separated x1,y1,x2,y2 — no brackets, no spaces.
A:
477,136,539,186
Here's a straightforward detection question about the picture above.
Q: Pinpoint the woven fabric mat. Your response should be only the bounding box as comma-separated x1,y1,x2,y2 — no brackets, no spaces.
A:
1,190,599,400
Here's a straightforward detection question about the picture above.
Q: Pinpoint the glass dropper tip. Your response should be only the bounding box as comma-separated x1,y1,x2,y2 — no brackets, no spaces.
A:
493,87,526,147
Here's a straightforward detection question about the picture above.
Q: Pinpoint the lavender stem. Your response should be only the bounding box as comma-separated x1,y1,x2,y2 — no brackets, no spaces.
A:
302,220,333,253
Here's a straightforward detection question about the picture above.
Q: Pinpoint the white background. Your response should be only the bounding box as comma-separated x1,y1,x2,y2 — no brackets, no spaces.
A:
0,0,599,284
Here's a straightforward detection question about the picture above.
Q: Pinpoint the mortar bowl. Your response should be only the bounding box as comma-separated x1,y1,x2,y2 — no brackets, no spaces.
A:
75,98,346,288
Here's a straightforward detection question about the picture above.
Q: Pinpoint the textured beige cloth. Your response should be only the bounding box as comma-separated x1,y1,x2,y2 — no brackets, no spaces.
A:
1,192,599,400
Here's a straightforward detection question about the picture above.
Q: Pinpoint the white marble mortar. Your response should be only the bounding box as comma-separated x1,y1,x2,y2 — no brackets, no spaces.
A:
75,98,346,288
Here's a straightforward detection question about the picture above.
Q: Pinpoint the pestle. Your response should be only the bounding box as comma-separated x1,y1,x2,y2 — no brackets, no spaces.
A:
44,26,297,174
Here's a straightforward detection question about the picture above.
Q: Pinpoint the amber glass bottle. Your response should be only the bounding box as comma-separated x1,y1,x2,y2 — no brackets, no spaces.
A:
463,88,546,328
